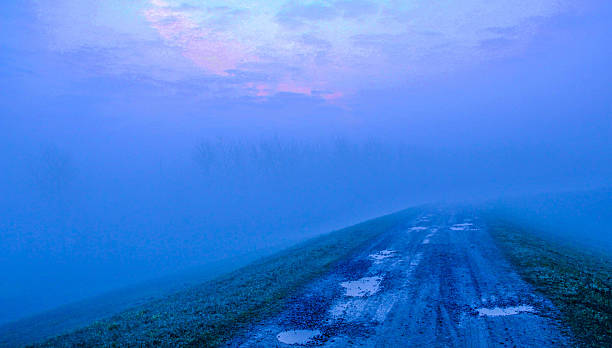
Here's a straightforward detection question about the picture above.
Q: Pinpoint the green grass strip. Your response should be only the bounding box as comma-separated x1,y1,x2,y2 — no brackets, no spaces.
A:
37,208,418,347
484,215,612,347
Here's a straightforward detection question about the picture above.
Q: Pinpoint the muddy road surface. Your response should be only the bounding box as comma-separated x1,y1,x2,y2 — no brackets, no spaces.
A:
230,210,570,347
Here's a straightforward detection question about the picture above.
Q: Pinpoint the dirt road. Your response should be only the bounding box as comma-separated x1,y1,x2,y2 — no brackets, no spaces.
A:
230,210,570,347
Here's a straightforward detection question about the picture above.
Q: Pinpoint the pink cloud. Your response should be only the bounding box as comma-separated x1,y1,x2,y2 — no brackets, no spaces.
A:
321,91,343,101
143,1,344,100
276,83,312,95
144,3,255,76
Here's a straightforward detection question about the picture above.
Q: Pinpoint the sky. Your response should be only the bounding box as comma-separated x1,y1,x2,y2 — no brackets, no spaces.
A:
1,0,611,324
1,0,592,99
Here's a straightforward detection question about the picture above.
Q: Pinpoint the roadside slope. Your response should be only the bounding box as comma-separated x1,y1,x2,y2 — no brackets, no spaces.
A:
27,208,419,347
485,214,612,347
0,251,269,348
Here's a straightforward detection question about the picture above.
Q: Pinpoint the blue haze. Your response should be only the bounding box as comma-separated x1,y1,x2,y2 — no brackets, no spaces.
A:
1,1,611,324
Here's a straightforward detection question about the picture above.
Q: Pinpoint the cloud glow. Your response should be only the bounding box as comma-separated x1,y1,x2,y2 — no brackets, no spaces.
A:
32,0,572,98
143,0,569,97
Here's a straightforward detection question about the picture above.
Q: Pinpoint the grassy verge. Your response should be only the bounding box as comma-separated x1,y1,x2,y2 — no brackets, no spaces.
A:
484,214,612,347
36,208,418,347
0,252,268,348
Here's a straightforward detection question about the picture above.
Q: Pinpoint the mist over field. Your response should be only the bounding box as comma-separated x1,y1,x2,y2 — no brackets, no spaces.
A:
1,0,611,331
490,189,612,251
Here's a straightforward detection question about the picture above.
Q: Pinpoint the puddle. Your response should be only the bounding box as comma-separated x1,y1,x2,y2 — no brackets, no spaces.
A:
369,250,396,263
341,276,383,297
450,223,475,231
422,230,436,244
277,329,321,345
476,305,535,317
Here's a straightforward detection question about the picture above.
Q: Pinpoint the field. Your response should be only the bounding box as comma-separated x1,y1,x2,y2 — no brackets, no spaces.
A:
5,205,609,347
485,214,612,347
0,251,268,348
33,208,417,347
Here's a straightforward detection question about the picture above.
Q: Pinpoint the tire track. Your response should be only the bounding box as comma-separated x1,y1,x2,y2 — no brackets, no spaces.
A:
231,210,570,347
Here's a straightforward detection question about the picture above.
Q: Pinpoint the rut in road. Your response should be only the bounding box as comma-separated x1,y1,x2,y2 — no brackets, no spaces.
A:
230,211,570,347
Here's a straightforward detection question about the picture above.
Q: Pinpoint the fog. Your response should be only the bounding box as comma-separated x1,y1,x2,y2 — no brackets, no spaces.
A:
1,0,611,325
491,188,612,251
